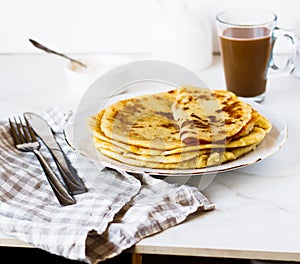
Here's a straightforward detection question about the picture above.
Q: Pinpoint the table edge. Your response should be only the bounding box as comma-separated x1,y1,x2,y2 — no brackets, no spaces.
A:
133,245,300,262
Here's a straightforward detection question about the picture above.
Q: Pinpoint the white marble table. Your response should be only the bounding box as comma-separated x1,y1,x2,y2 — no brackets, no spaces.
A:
1,54,300,262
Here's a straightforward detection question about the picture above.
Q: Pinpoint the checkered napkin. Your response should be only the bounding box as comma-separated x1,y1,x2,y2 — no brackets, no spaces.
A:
0,108,215,263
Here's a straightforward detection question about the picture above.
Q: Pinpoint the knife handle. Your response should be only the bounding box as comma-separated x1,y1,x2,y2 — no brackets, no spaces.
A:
33,149,76,206
51,148,87,195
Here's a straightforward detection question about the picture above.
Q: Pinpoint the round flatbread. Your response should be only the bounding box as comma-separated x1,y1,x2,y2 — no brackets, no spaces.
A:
91,86,272,169
97,142,261,169
100,90,182,150
172,86,253,145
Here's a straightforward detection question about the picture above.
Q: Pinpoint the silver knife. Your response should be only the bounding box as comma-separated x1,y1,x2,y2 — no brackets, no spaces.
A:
24,112,87,195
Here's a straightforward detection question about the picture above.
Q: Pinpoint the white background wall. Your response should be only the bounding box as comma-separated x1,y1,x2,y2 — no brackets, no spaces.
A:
1,0,299,54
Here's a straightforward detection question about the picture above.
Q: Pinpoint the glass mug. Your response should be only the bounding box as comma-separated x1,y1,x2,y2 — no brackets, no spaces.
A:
216,9,297,102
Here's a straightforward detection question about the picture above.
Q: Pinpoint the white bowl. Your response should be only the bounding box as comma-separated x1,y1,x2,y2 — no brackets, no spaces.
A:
64,54,130,98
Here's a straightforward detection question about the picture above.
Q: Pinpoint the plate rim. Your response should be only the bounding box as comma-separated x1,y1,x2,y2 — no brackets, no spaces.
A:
69,60,288,177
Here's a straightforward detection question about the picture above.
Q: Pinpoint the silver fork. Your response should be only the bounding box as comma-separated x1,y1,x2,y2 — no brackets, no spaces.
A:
9,116,76,206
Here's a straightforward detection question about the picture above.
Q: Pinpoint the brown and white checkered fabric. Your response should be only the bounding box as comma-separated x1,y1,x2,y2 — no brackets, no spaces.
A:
0,108,215,263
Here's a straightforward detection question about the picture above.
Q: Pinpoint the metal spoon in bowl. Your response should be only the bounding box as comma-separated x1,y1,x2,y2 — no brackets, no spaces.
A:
29,39,88,68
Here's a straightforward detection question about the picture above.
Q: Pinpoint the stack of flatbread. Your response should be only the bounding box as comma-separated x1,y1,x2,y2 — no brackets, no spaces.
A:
91,86,272,170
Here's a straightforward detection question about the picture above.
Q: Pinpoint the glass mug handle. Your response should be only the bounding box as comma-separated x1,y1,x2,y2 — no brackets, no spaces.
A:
268,27,297,77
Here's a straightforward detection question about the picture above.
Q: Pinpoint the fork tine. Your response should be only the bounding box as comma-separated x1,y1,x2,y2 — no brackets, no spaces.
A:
8,118,20,145
19,116,31,143
14,116,26,144
24,115,37,142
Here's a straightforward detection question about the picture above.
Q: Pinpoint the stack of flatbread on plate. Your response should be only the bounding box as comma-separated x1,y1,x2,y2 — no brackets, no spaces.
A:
91,86,272,170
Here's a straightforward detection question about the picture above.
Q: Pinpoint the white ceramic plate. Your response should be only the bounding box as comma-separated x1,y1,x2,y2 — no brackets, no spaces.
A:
68,60,287,177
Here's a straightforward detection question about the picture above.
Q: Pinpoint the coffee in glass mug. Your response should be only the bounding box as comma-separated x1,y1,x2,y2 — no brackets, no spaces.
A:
216,9,297,102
